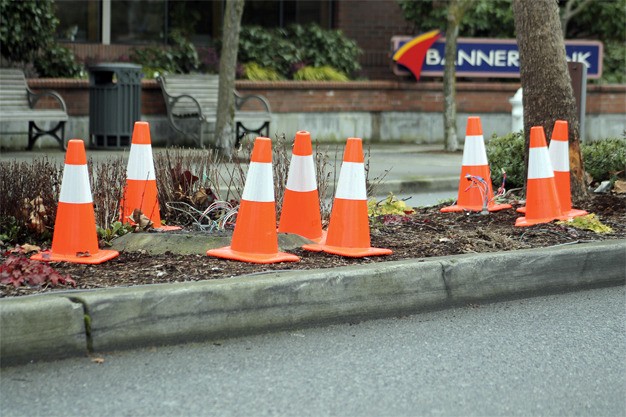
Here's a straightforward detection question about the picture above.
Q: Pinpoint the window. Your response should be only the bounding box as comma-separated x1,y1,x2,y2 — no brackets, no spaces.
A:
55,0,101,42
110,0,167,44
242,0,334,28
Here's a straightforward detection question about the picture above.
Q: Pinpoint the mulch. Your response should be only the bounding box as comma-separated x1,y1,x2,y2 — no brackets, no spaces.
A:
1,193,624,298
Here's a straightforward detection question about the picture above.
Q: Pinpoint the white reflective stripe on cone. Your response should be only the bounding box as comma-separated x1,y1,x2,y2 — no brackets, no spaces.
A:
59,164,93,204
461,135,489,166
335,162,367,200
528,148,555,179
127,144,156,181
242,162,275,202
286,155,317,192
549,140,569,172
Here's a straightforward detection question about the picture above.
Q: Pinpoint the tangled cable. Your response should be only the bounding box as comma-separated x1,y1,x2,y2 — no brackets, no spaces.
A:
165,200,238,232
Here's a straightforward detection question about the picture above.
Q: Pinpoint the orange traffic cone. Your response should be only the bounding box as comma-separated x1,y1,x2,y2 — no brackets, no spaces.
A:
31,140,119,264
303,137,392,258
441,117,511,213
121,121,180,231
278,131,325,242
548,120,588,218
207,137,300,264
515,126,569,227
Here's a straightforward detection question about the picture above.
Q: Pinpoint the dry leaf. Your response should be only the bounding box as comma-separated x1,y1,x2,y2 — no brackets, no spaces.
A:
612,179,626,194
21,244,41,253
76,251,92,257
128,208,154,230
91,357,105,364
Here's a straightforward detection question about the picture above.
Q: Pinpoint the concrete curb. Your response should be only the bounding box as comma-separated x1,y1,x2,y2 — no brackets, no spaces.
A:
374,177,459,195
1,240,624,366
0,296,86,364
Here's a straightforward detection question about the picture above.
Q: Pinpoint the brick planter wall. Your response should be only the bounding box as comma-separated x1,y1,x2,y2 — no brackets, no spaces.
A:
27,79,625,117
11,78,625,148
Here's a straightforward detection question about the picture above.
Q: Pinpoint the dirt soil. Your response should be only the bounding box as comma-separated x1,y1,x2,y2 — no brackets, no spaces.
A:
2,193,625,298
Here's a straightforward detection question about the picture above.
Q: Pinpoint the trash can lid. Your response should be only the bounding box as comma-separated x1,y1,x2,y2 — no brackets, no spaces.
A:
88,62,142,72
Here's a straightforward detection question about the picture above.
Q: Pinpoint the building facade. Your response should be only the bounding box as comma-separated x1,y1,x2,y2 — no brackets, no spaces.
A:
55,0,409,80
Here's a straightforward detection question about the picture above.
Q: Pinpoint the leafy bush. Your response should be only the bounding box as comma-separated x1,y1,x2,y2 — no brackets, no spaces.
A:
238,24,362,79
486,131,526,189
129,30,200,78
293,66,349,82
283,24,362,76
581,138,626,182
0,0,57,64
0,0,82,78
243,63,284,81
34,44,83,78
238,26,300,77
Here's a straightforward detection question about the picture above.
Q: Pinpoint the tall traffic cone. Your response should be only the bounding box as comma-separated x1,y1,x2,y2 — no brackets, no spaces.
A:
278,131,325,242
548,120,588,218
303,138,392,258
121,121,180,231
31,140,119,264
207,137,300,264
515,126,569,227
441,117,511,213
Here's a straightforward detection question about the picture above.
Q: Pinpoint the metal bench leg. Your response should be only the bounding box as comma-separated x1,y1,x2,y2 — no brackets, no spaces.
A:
27,121,66,151
235,121,270,148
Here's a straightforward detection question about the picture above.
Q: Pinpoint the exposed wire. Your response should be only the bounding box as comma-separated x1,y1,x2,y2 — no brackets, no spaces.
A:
165,200,238,232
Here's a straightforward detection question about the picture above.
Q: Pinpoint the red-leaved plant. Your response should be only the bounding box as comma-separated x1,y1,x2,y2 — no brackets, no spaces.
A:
0,250,76,288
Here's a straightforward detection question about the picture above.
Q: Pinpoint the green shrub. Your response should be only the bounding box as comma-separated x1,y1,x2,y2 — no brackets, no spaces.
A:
0,0,57,64
238,24,363,79
34,45,83,78
238,26,299,77
283,24,362,76
129,30,200,77
0,0,82,78
243,63,284,81
485,131,526,189
581,138,626,182
293,66,349,81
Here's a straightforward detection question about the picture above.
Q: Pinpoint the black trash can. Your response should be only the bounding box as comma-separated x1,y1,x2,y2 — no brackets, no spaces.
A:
88,63,142,148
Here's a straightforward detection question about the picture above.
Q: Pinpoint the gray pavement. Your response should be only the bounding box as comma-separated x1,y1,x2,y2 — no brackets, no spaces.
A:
1,285,624,417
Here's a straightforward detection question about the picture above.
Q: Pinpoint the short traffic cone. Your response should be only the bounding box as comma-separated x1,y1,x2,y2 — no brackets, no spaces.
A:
441,117,511,213
548,120,588,218
31,140,119,264
303,138,392,258
121,121,180,231
207,137,300,264
515,126,569,227
278,131,325,242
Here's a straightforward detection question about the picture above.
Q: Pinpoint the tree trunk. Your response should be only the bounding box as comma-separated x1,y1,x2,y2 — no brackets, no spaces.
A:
442,1,460,152
512,0,587,201
214,0,245,156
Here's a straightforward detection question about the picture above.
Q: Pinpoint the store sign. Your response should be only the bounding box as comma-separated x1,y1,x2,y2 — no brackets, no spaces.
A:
391,34,603,79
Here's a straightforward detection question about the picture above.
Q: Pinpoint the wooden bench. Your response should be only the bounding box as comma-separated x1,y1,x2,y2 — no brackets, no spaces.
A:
157,73,271,148
0,68,68,150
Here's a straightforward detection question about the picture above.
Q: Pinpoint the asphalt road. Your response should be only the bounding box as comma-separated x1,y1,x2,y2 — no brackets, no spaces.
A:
1,286,624,417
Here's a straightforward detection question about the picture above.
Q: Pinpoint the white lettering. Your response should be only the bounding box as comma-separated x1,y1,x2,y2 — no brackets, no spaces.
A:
458,49,475,66
574,52,591,68
426,49,442,65
477,50,494,66
494,50,506,66
507,50,519,67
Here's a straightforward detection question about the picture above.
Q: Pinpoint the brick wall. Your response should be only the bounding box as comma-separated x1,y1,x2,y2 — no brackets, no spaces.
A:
335,0,411,80
27,79,626,117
